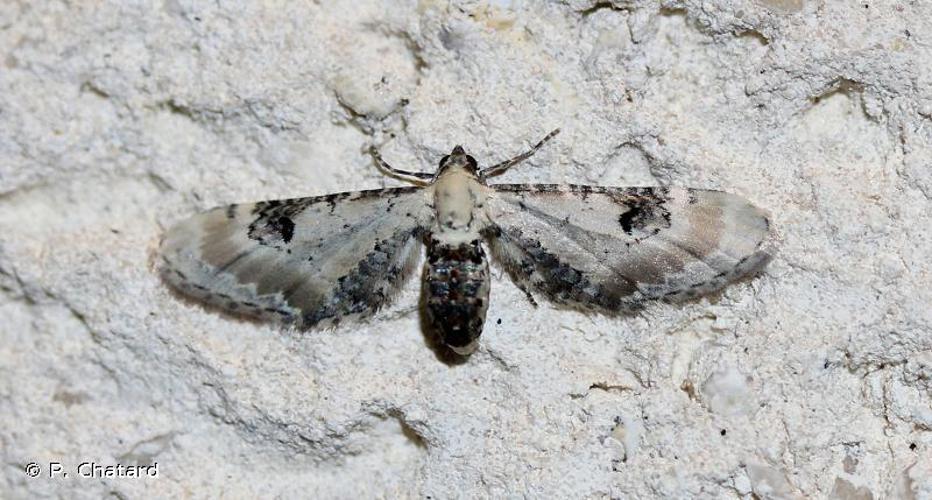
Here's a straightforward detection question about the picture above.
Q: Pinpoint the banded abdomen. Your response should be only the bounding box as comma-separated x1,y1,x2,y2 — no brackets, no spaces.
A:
425,238,490,354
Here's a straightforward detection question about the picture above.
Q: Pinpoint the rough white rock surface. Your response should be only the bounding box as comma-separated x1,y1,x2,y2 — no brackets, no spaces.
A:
2,0,930,498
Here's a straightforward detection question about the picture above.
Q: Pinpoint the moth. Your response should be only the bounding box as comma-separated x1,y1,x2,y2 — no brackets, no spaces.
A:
159,130,771,355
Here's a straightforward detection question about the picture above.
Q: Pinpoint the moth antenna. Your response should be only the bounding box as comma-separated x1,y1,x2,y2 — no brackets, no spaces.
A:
479,128,561,180
368,145,435,184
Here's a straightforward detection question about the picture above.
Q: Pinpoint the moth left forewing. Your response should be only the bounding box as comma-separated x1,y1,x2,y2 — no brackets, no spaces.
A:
159,187,432,328
484,184,771,312
625,188,773,301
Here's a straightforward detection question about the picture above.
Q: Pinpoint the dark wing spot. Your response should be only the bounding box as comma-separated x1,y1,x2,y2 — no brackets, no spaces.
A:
248,215,295,247
618,205,641,235
269,216,294,243
617,197,671,236
278,217,295,243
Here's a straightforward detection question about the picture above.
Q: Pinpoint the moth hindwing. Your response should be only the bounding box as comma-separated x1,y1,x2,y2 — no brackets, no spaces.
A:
160,131,771,356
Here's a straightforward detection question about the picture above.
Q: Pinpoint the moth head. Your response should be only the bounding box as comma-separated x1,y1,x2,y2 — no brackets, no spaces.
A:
437,145,479,176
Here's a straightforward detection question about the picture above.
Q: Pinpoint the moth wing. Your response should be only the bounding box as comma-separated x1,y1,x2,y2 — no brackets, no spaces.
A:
485,185,771,312
159,187,432,327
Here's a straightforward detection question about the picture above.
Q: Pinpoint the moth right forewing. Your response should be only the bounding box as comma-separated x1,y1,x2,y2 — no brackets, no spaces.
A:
159,187,434,327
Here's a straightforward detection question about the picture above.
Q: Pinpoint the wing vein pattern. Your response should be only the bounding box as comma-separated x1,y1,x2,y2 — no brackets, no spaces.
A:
160,186,432,327
485,184,771,312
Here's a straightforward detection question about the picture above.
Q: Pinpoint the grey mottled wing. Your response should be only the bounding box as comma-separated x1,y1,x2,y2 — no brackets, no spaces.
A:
159,187,432,327
485,185,771,312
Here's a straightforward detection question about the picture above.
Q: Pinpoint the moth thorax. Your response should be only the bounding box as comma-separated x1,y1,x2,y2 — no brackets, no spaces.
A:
433,171,484,236
425,239,491,355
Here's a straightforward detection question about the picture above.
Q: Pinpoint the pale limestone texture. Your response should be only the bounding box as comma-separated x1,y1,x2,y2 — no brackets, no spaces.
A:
1,1,930,498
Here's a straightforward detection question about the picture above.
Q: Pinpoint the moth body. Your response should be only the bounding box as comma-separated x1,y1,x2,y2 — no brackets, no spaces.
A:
425,146,493,354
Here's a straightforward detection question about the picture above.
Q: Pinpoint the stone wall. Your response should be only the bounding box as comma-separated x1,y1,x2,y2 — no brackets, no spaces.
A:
1,1,930,497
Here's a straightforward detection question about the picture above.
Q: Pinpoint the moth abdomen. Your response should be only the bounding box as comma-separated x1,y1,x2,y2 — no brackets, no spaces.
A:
425,239,491,355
